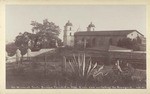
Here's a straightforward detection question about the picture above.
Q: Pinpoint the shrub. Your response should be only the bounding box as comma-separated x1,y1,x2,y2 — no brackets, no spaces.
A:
103,60,135,87
63,53,104,86
6,42,17,57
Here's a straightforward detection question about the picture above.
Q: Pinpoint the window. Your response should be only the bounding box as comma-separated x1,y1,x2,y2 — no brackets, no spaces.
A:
82,38,84,42
92,38,96,46
109,38,112,45
70,33,72,36
99,39,104,46
86,39,91,47
70,27,72,31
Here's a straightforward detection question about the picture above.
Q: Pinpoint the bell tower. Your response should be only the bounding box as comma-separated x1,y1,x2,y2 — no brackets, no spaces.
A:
63,20,74,46
87,22,95,31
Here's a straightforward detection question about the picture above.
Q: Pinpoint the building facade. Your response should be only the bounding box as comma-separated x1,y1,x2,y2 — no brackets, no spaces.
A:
74,30,145,48
63,21,145,51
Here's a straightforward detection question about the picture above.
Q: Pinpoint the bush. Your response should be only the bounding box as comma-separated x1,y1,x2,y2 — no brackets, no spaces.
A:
6,42,17,57
63,53,104,86
102,60,135,87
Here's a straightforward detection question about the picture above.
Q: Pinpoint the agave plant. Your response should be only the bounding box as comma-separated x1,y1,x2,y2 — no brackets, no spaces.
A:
63,53,104,82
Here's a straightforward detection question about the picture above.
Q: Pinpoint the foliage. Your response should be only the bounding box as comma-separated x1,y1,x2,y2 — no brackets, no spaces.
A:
103,60,135,86
13,19,62,54
31,19,60,35
6,42,18,56
15,32,30,56
6,57,146,88
117,37,142,51
6,45,146,88
74,41,85,50
30,19,62,48
63,53,104,85
117,38,133,49
15,32,31,47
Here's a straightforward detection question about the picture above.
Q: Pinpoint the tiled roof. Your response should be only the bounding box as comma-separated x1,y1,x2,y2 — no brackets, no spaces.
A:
74,30,142,36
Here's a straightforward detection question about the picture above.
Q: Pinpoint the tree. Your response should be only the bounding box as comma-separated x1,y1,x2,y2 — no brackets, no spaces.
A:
117,37,142,51
6,42,17,57
136,36,142,44
117,38,133,49
15,32,31,47
30,19,61,48
14,19,62,55
14,19,62,52
15,32,30,62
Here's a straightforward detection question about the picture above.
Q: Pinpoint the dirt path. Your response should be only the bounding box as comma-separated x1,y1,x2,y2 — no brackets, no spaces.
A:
6,48,55,63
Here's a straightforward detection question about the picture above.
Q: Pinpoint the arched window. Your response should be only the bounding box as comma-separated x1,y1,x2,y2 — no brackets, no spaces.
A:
109,38,112,45
82,38,84,42
86,39,91,47
92,38,96,46
70,27,72,31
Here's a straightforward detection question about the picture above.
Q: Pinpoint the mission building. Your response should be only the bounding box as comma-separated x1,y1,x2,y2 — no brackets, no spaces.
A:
63,21,146,51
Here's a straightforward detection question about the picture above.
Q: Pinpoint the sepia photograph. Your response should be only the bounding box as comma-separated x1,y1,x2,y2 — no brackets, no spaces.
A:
5,5,146,89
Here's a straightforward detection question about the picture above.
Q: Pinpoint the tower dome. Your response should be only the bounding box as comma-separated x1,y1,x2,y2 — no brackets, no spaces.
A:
65,20,73,26
87,22,95,31
88,22,95,27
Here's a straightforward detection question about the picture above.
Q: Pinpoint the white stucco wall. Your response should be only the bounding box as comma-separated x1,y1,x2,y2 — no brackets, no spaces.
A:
127,31,142,39
63,25,75,46
87,27,95,31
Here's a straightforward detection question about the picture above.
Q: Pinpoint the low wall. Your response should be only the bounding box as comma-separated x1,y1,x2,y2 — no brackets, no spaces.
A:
64,50,146,69
109,51,146,69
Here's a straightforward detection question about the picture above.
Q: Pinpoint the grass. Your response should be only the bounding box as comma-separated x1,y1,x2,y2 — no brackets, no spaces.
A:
6,62,146,88
6,47,146,89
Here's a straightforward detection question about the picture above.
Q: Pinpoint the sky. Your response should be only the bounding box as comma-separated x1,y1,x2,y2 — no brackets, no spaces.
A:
6,5,146,43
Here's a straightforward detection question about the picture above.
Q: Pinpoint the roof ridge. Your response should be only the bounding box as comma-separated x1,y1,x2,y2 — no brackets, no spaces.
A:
74,30,144,36
78,30,137,32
